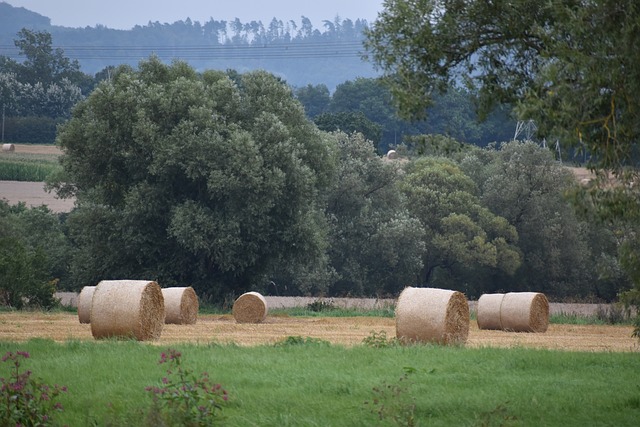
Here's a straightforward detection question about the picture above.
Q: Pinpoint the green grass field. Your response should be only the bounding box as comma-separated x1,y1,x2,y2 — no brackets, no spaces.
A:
0,150,62,181
0,338,638,426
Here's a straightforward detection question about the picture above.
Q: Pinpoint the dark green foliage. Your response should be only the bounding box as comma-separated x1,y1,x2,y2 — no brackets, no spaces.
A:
51,59,335,298
1,116,60,145
0,201,70,307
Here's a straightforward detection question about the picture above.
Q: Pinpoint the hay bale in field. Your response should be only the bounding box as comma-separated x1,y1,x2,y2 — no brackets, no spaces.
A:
2,143,15,152
77,286,96,324
233,291,268,323
395,286,469,345
90,280,165,341
500,292,549,333
476,293,505,330
387,149,398,159
162,287,199,324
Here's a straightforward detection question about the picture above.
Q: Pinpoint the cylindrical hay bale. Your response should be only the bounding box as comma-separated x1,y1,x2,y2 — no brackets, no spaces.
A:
77,286,96,324
233,291,268,323
500,292,549,333
476,293,505,330
162,287,199,324
395,287,469,345
90,280,165,341
387,149,398,159
2,143,15,152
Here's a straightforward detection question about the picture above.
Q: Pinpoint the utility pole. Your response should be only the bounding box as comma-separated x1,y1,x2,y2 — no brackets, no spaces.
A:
1,103,4,143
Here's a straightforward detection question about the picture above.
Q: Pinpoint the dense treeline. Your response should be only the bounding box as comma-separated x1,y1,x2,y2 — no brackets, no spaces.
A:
0,2,376,89
0,26,514,151
1,59,631,308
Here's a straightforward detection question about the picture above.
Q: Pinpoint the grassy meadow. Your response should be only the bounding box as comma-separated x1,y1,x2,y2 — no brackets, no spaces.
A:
0,337,638,426
0,149,62,181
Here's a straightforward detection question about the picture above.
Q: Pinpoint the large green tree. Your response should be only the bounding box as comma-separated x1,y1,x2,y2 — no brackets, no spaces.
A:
400,157,521,286
323,132,425,296
365,0,640,325
51,58,336,298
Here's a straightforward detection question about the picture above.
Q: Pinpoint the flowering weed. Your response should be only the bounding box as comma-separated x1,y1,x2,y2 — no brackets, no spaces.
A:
0,350,67,426
146,349,228,426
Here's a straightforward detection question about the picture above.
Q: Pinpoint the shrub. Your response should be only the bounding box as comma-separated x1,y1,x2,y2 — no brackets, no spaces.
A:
0,350,67,426
145,349,228,426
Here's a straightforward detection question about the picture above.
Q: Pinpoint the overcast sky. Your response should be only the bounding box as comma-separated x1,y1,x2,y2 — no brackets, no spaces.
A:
6,0,385,30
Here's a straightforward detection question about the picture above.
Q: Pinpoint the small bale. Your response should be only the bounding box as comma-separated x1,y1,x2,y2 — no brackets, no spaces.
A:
2,143,15,152
395,286,469,345
77,286,96,324
500,292,549,332
162,287,199,324
233,292,268,323
387,149,398,159
476,293,505,330
90,280,165,341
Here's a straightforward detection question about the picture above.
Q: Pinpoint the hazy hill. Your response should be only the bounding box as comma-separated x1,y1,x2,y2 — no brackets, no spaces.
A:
0,2,379,89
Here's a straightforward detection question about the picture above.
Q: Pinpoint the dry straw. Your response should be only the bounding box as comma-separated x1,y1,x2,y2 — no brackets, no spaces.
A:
90,280,165,341
233,291,268,323
476,293,505,330
477,292,549,332
501,292,549,332
395,286,469,345
77,286,96,324
162,287,199,324
2,144,15,152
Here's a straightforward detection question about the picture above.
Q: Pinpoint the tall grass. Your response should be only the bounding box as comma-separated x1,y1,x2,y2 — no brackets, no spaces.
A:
0,339,638,426
0,152,62,181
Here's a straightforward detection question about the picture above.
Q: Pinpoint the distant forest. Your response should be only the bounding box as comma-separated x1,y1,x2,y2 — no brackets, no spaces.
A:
0,2,378,90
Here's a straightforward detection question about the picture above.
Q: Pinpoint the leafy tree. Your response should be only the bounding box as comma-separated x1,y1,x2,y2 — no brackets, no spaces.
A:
51,58,336,298
293,84,331,118
0,201,68,308
460,142,617,299
365,0,640,325
400,157,521,286
5,29,90,90
314,112,383,149
324,132,424,296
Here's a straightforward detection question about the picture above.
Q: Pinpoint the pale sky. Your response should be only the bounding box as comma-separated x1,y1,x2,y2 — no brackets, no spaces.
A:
5,0,385,30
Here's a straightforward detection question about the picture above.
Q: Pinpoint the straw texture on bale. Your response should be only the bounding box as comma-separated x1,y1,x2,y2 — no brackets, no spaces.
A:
395,287,469,345
476,293,505,330
2,143,15,152
77,286,96,324
162,287,199,324
90,280,165,341
233,292,268,323
500,292,549,332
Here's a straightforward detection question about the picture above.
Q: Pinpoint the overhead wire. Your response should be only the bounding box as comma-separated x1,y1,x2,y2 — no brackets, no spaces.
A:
0,40,368,61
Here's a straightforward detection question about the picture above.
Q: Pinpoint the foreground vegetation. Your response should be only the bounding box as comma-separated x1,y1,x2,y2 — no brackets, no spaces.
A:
0,338,637,426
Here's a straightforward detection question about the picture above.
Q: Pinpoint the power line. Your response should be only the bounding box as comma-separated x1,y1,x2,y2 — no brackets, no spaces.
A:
0,41,368,61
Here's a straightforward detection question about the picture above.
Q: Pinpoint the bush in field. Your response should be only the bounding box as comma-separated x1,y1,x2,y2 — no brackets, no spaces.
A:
0,350,67,426
146,349,228,426
0,201,71,307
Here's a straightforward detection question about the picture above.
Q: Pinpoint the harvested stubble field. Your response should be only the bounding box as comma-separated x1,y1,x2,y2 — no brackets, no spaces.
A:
0,312,636,352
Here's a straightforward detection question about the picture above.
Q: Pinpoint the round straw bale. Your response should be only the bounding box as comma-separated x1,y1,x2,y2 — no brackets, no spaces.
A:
233,291,268,323
500,292,549,332
387,149,398,159
90,280,165,341
395,287,469,345
162,287,199,324
2,143,15,152
476,293,505,330
77,286,96,324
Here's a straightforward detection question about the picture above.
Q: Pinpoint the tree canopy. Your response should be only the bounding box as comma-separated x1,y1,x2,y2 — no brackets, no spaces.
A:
51,58,336,298
365,0,640,325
